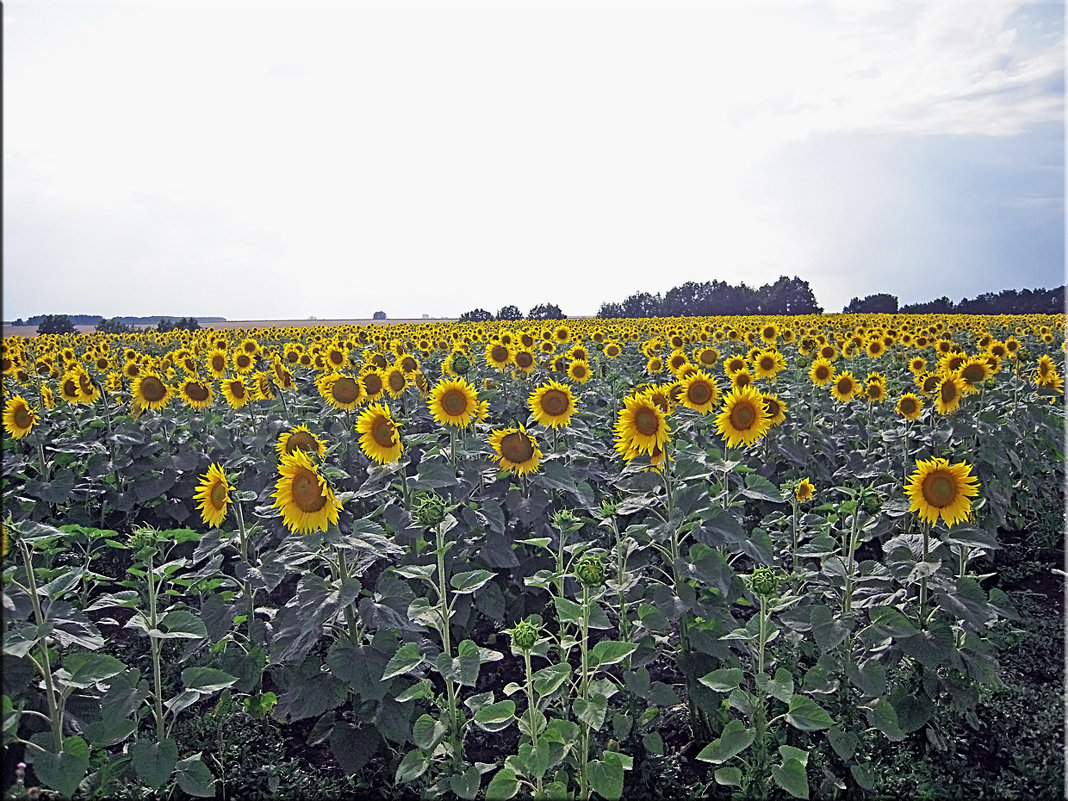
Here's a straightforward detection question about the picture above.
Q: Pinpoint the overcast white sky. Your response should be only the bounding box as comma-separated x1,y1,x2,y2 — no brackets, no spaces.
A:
3,0,1064,321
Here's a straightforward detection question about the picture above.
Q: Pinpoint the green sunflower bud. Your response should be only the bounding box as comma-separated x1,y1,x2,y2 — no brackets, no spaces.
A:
750,566,780,598
510,618,540,651
552,509,578,531
412,493,447,528
451,354,472,375
983,377,997,390
575,553,605,588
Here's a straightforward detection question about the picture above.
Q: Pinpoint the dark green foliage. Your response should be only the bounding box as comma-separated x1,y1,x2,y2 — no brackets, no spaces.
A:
156,316,200,332
36,314,78,334
528,302,565,320
844,293,899,313
459,308,493,322
95,317,135,334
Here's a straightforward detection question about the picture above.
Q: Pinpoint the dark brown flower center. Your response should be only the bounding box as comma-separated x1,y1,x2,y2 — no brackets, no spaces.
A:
441,388,468,417
291,467,327,512
730,401,757,430
332,377,360,404
687,380,713,405
362,373,383,396
286,431,319,454
922,472,956,508
140,376,166,402
491,345,509,363
372,417,395,448
13,404,32,428
540,389,570,417
210,482,227,507
500,431,535,463
186,382,210,402
634,407,660,437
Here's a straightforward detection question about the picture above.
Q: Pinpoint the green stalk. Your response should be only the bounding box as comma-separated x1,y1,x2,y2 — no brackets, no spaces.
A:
21,541,62,752
334,546,360,644
918,523,930,628
146,551,167,742
789,499,800,573
578,583,591,801
435,522,461,761
842,493,863,615
522,649,544,796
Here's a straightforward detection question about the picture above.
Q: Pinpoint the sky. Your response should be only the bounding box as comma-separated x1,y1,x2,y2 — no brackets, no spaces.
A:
3,0,1065,321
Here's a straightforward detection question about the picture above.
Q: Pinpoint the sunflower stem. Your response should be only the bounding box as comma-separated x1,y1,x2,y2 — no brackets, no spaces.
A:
919,523,931,629
20,540,63,753
335,545,360,644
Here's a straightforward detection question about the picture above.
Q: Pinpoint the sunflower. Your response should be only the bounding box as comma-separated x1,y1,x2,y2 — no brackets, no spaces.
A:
934,373,965,415
529,380,576,429
715,385,771,449
179,379,214,409
760,323,778,343
206,349,229,378
730,368,754,391
830,371,859,403
567,360,592,384
276,424,326,459
905,457,980,528
40,385,55,410
761,392,786,426
795,478,815,503
724,355,747,376
221,377,255,409
818,344,838,361
646,356,664,374
131,373,171,411
429,377,479,427
896,393,923,421
603,341,622,359
233,350,255,374
384,365,408,398
253,372,276,400
753,349,786,380
489,425,542,476
361,368,387,401
513,349,537,374
3,396,39,439
864,378,887,404
614,391,670,458
955,358,990,394
808,358,834,386
1035,355,1057,382
272,450,342,534
317,372,363,410
485,341,513,371
695,347,719,368
356,403,403,464
866,339,885,358
908,356,927,375
678,370,718,414
667,350,690,374
193,463,230,527
76,369,100,404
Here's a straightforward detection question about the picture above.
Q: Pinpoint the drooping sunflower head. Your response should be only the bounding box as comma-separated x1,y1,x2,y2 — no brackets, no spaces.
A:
715,385,772,449
795,478,815,503
356,403,403,464
193,463,230,528
489,425,542,476
678,370,719,415
3,396,39,440
429,377,479,428
761,392,786,426
529,380,576,429
896,393,923,421
272,450,342,535
904,457,980,528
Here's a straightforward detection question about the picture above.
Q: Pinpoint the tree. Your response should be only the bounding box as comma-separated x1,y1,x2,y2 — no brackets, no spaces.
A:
528,303,565,320
843,293,898,314
96,317,134,334
901,296,954,314
496,305,523,321
373,311,387,320
597,302,625,319
459,308,493,322
36,314,76,335
621,292,662,319
157,316,200,332
758,276,823,315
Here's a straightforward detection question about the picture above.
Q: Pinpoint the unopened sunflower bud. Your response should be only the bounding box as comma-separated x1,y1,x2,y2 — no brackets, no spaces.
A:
412,493,447,528
552,509,577,531
598,500,618,519
510,618,540,651
983,377,997,390
451,354,472,375
575,553,605,587
750,566,780,598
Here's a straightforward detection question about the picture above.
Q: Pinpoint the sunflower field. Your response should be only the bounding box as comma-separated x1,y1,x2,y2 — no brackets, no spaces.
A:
1,313,1064,800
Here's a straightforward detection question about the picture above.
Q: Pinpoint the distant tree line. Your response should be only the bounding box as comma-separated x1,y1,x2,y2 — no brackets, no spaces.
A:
458,303,565,322
597,276,823,318
847,285,1065,315
15,314,226,328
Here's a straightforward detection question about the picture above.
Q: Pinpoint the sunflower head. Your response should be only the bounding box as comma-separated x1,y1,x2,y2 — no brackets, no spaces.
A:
529,380,576,429
715,385,771,449
3,396,39,440
794,478,815,503
430,377,479,428
904,457,980,528
356,403,403,464
193,463,231,528
509,617,542,652
614,391,671,459
276,424,327,460
896,393,923,421
489,425,542,476
272,450,342,535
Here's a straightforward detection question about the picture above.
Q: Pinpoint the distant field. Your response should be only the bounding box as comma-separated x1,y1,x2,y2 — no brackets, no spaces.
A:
1,318,459,337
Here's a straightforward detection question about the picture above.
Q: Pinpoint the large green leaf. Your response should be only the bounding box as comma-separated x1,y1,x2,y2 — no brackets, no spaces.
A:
695,720,755,763
412,714,448,751
175,753,215,797
573,694,608,731
588,640,637,669
449,766,481,800
485,768,519,800
785,695,832,731
532,663,571,697
868,698,906,741
58,652,126,690
474,700,516,732
182,667,239,694
32,735,90,798
589,753,625,801
395,749,429,784
771,757,809,799
381,642,423,681
130,737,178,791
699,668,743,692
